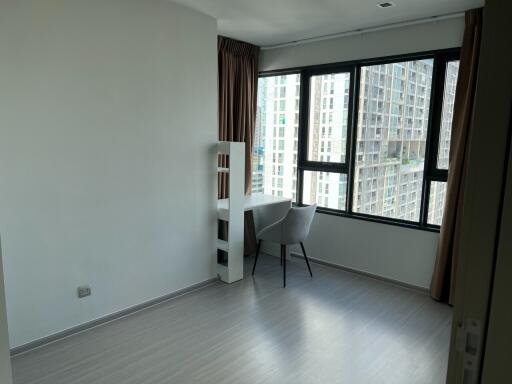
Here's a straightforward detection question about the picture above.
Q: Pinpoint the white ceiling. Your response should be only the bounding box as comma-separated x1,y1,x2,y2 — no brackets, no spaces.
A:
172,0,483,47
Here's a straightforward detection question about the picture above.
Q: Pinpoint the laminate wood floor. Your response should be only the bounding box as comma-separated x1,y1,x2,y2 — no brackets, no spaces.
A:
12,254,452,384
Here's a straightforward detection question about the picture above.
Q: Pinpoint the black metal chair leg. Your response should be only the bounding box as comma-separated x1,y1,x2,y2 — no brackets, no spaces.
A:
300,242,313,278
280,248,283,266
282,244,286,287
252,240,262,276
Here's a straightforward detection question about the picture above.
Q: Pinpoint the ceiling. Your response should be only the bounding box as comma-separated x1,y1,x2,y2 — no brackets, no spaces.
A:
172,0,483,47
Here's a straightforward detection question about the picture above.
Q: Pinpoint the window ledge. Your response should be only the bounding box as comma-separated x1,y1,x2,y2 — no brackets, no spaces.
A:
307,205,441,233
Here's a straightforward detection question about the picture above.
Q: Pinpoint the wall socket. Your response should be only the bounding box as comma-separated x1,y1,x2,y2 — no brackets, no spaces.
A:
77,285,91,298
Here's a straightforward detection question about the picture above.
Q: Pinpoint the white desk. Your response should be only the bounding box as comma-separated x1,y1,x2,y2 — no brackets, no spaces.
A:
217,194,292,282
217,194,291,212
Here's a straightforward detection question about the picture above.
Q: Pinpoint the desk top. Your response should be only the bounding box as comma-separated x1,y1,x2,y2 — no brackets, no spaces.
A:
217,194,292,212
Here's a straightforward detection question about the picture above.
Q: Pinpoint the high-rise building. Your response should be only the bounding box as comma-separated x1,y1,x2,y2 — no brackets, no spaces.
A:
253,74,300,201
354,60,433,222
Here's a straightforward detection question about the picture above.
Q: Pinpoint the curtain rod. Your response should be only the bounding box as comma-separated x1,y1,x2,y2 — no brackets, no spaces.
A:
261,12,464,50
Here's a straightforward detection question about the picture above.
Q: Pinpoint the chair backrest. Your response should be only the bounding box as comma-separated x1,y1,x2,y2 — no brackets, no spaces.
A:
280,204,317,245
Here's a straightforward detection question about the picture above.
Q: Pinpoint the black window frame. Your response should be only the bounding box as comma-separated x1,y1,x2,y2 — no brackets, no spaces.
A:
258,48,460,232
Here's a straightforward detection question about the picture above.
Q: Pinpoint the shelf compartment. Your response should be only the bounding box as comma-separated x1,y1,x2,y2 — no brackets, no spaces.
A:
218,208,229,221
216,239,229,252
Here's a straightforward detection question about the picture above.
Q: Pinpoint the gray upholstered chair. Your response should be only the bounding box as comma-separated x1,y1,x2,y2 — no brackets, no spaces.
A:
252,204,317,287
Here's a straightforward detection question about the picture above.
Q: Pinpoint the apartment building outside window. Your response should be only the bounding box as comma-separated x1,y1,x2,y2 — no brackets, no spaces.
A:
252,49,459,230
253,74,300,201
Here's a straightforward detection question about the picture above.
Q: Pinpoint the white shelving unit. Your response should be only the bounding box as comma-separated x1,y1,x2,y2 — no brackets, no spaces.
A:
216,141,245,283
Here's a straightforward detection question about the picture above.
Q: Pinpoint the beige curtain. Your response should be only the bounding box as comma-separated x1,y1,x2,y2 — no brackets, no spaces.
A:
430,8,483,304
218,36,259,255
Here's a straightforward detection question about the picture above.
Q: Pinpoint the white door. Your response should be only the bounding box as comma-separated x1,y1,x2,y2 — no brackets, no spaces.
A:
480,115,512,382
445,1,512,382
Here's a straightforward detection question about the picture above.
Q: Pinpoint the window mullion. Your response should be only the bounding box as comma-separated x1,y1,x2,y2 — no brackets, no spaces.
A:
347,65,360,214
420,55,447,225
297,69,310,204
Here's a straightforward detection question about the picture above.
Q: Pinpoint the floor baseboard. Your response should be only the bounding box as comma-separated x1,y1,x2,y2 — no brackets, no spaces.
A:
10,277,218,357
11,257,430,356
290,252,430,295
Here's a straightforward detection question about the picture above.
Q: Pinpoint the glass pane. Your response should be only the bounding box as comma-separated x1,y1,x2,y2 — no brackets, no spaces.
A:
437,60,460,169
353,59,434,222
307,73,350,163
428,181,447,226
302,171,347,210
252,74,300,202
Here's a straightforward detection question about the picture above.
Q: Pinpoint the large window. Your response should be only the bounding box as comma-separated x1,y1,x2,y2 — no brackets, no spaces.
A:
253,50,460,230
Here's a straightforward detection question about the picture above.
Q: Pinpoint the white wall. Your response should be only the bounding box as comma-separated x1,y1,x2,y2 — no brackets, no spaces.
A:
260,17,464,71
0,241,12,384
261,17,465,289
292,215,438,288
0,0,217,348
